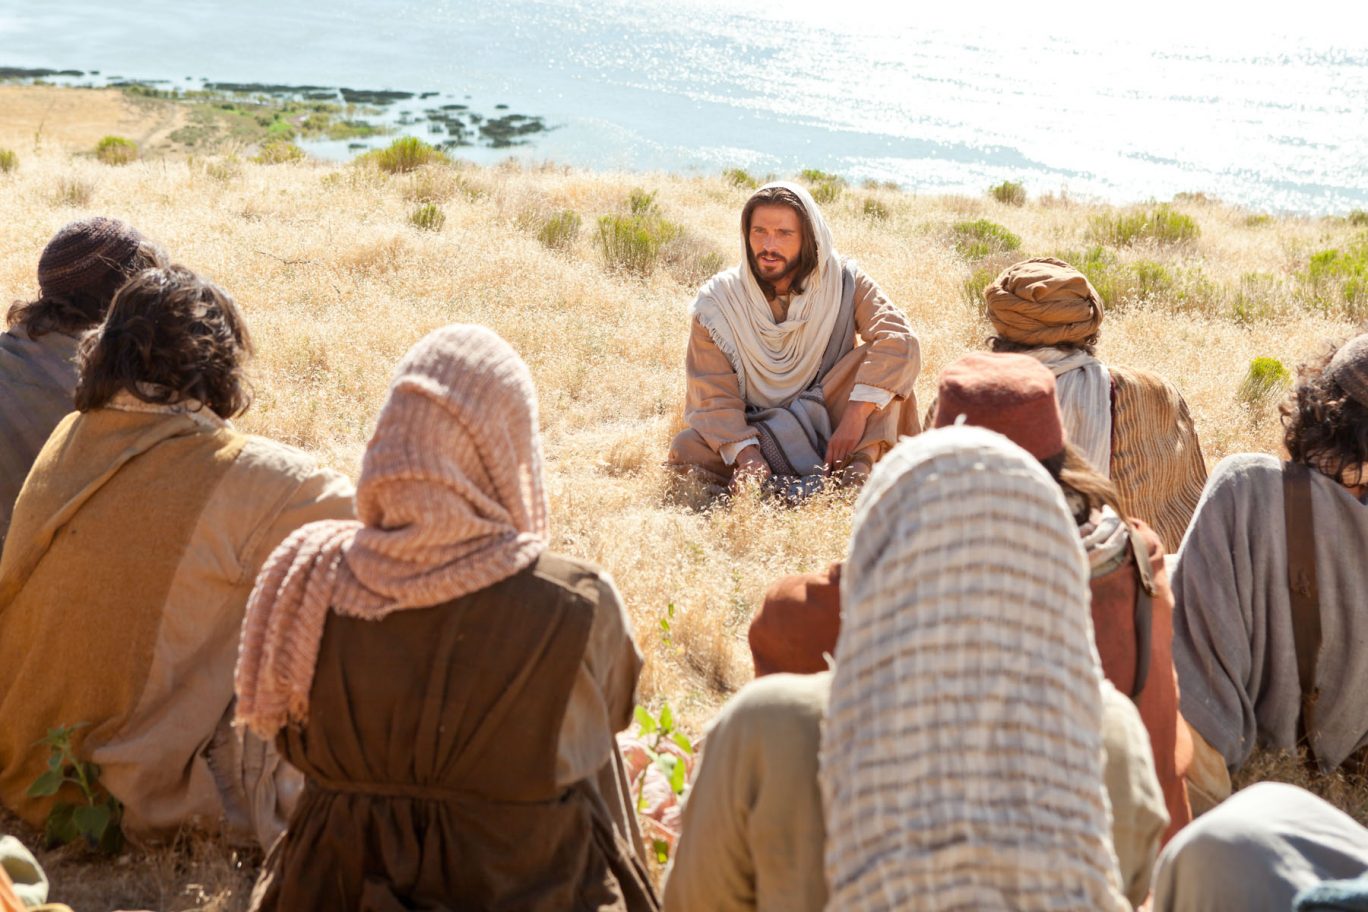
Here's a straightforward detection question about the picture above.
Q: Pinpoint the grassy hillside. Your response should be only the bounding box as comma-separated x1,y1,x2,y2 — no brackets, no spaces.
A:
1,136,1365,908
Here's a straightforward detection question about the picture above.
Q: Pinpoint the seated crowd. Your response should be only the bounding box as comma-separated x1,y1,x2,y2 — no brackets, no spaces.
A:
0,196,1365,912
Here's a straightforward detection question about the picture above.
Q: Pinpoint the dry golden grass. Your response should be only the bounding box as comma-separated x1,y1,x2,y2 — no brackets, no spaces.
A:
1,141,1364,908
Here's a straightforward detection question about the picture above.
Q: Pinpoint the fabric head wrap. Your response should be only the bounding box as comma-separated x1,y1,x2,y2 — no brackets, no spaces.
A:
985,256,1104,347
235,324,550,739
37,217,147,298
934,352,1067,460
1326,333,1368,408
688,182,845,409
820,425,1130,912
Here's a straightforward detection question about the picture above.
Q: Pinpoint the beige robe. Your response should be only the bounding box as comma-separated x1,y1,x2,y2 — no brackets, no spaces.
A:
668,267,920,478
0,404,353,847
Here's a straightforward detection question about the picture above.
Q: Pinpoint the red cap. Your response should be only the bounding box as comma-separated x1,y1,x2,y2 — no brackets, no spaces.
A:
934,352,1066,460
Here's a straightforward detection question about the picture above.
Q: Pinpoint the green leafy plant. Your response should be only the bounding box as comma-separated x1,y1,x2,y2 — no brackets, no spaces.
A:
94,135,137,165
27,724,123,852
597,212,680,276
0,148,16,174
1239,356,1291,404
538,209,582,251
632,702,694,863
989,180,1026,206
627,188,659,216
409,203,446,231
799,168,845,205
1088,204,1199,247
1302,238,1368,318
862,198,890,221
360,136,449,174
251,140,305,164
723,167,758,190
950,219,1021,259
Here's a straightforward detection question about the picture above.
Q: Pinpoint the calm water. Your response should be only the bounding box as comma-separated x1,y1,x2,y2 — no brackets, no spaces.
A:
3,0,1368,213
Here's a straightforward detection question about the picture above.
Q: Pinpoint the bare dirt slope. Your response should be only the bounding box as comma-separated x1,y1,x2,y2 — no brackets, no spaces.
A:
0,85,184,155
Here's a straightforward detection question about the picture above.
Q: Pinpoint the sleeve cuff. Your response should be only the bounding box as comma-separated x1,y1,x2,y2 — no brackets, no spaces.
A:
720,437,760,466
849,384,894,408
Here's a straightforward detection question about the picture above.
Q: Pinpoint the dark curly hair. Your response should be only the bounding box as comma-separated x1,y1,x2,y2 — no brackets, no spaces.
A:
741,186,820,297
1281,341,1368,486
74,265,254,419
7,238,169,339
987,336,1099,357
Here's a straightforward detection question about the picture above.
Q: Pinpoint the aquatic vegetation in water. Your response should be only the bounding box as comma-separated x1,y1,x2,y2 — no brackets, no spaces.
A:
94,135,137,165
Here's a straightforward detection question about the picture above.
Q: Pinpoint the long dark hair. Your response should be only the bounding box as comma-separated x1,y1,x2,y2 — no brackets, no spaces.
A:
741,186,820,297
1282,342,1368,486
74,265,254,420
7,238,168,338
1040,443,1122,523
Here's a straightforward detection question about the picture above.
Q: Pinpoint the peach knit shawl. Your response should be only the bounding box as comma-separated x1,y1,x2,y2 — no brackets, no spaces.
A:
235,325,549,739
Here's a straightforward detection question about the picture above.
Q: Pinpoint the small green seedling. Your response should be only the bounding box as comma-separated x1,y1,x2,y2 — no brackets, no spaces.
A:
27,723,123,852
632,702,694,863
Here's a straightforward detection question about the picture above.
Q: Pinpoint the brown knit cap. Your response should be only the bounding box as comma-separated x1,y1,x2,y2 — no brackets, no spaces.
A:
37,217,147,298
934,352,1066,460
985,256,1104,346
1326,333,1368,408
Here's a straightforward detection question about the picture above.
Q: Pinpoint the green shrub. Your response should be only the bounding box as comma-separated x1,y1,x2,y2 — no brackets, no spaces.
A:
1302,237,1368,317
409,203,445,231
0,148,15,174
961,265,997,310
1349,209,1368,227
360,136,448,174
863,198,890,221
252,140,305,164
1131,259,1176,302
1231,272,1281,324
989,180,1026,207
52,177,94,207
661,233,726,286
94,135,137,165
538,209,582,251
598,213,680,276
723,168,758,190
28,724,122,852
1088,204,1200,247
951,219,1021,258
800,168,845,205
628,188,659,215
1239,357,1291,404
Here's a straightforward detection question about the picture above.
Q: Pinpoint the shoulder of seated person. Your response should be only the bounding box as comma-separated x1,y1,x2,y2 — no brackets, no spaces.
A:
530,550,611,600
722,671,832,728
232,434,331,481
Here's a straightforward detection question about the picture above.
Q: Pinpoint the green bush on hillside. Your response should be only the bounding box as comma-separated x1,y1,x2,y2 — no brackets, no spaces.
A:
863,198,890,221
360,136,448,174
1349,210,1368,227
1244,213,1273,228
252,141,305,165
0,149,16,174
538,210,582,251
989,180,1026,206
1088,205,1199,247
94,136,137,165
1239,356,1291,404
799,168,845,205
1302,236,1368,318
723,168,758,190
598,213,680,276
628,188,659,216
951,219,1021,259
408,203,445,231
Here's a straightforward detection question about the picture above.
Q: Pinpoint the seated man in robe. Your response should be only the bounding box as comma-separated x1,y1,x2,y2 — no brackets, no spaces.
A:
0,266,354,848
1172,333,1368,807
0,217,167,550
666,182,919,494
927,257,1207,550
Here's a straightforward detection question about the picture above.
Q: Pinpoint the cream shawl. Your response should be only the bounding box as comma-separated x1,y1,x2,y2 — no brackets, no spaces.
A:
820,425,1130,912
235,325,550,739
690,181,844,409
1029,347,1114,477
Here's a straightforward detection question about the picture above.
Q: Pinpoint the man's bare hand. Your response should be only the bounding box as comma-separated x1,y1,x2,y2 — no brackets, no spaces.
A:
731,445,772,492
826,400,878,471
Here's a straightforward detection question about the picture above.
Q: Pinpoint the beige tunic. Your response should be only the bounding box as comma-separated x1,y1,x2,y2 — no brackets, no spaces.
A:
672,267,920,471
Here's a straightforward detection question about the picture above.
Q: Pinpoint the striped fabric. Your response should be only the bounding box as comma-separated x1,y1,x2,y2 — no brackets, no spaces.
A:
1109,365,1208,553
820,426,1130,912
1029,347,1113,477
0,327,80,550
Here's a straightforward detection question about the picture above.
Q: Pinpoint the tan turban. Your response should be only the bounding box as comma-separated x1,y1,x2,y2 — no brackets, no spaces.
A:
985,256,1104,346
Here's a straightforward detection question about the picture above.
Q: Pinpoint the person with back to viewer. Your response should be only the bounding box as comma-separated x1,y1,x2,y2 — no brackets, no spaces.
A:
926,256,1208,551
0,265,355,848
0,217,167,551
235,324,657,911
1171,332,1368,811
666,182,920,495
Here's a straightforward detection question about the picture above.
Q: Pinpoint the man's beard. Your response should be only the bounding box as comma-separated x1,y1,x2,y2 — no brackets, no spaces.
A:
752,252,798,288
